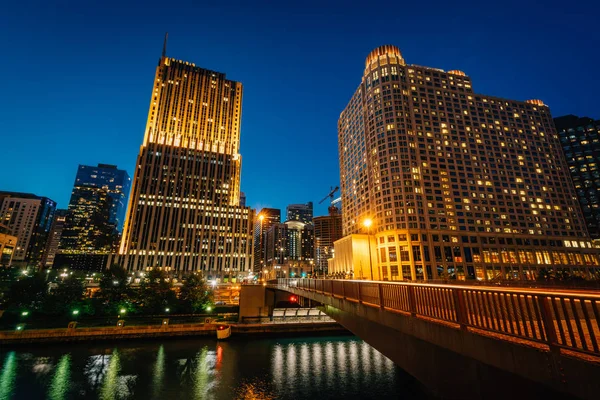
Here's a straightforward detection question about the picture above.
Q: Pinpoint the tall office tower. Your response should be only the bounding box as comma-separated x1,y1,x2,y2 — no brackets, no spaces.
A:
314,209,343,275
0,192,56,268
253,208,281,271
555,115,600,239
71,164,131,232
265,221,313,265
286,202,313,225
240,192,247,207
337,45,599,281
60,165,129,254
42,209,67,267
117,37,253,280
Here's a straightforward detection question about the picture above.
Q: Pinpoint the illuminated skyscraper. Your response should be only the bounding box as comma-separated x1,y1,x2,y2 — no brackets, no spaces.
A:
286,202,313,225
117,36,253,280
314,209,343,275
555,115,600,239
337,45,599,281
0,191,56,268
253,208,281,272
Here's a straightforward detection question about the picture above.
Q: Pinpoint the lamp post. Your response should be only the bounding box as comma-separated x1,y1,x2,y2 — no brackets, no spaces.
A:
363,218,374,280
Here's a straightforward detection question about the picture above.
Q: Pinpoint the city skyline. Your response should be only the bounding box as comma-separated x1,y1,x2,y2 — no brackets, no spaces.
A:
1,2,599,218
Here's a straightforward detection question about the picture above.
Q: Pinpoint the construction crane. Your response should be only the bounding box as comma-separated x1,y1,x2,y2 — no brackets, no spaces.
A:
319,186,339,204
319,186,340,216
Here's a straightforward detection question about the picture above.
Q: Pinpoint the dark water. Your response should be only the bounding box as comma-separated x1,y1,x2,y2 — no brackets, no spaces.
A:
0,336,431,399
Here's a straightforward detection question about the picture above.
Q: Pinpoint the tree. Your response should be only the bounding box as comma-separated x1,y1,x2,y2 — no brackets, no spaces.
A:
96,264,133,314
136,268,176,314
44,277,86,315
178,273,213,313
3,273,48,312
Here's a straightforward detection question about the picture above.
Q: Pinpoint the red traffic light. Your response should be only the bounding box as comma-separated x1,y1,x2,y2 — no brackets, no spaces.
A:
290,296,297,302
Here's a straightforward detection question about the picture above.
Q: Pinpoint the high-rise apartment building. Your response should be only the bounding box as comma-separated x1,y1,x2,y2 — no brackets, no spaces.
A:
117,38,253,280
286,202,313,225
71,164,131,232
253,208,281,272
337,45,599,281
555,115,600,239
265,220,314,276
0,192,56,267
42,209,67,267
314,209,343,275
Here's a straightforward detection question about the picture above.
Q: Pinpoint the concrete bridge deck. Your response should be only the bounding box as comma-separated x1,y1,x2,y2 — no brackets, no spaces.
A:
273,278,600,399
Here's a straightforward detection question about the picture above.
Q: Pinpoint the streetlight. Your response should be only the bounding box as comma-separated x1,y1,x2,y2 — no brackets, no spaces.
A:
165,308,170,313
72,310,79,316
363,218,374,280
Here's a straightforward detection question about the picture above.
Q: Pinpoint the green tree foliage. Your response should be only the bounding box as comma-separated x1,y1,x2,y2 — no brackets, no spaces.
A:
136,268,177,314
3,273,48,312
44,277,86,315
178,273,213,313
96,264,133,314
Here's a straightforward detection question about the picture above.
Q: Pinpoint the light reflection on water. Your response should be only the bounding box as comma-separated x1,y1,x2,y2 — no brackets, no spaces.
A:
0,336,426,400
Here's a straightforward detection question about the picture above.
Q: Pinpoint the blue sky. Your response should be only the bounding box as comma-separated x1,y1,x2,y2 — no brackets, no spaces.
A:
1,0,599,217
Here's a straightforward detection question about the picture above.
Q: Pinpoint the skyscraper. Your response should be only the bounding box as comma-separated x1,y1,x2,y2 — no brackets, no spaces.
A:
42,208,67,267
0,191,56,268
117,36,253,280
314,209,343,275
71,164,131,232
337,45,599,281
286,202,313,225
555,115,600,239
253,208,281,272
60,164,129,255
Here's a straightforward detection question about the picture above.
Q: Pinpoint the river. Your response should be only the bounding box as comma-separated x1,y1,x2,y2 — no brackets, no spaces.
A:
0,335,431,399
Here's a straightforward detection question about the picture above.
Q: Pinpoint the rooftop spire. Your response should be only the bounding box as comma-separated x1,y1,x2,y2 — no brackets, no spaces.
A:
162,32,168,58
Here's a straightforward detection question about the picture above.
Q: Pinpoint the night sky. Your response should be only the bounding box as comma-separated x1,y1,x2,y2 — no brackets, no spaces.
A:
2,0,599,217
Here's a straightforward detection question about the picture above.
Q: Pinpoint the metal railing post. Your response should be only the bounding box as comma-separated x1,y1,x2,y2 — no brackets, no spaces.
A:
357,282,362,303
408,286,417,316
537,295,558,348
378,283,385,308
453,289,468,330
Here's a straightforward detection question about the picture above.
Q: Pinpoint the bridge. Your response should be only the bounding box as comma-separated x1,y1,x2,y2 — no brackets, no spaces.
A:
271,278,600,399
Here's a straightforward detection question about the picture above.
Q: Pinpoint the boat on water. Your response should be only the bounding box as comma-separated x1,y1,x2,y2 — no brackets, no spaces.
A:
216,324,231,340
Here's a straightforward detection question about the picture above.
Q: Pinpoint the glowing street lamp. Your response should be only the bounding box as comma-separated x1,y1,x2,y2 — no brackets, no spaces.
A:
72,310,80,316
363,218,374,280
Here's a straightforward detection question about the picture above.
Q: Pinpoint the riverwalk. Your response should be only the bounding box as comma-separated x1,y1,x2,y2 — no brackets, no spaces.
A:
0,321,347,345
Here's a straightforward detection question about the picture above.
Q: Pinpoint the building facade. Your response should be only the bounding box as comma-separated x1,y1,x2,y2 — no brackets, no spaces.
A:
314,210,343,275
286,202,313,225
555,115,600,239
0,224,17,267
264,220,314,278
71,164,131,232
42,209,67,267
117,41,253,280
0,192,56,268
253,208,281,272
337,45,599,281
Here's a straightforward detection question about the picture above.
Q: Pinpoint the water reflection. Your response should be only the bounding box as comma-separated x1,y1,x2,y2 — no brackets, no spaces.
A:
2,336,412,400
48,354,70,400
0,352,16,400
152,345,165,399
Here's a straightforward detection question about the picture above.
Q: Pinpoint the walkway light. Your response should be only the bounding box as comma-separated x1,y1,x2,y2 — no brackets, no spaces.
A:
165,308,170,313
72,310,79,315
21,311,29,317
206,306,212,312
120,308,127,314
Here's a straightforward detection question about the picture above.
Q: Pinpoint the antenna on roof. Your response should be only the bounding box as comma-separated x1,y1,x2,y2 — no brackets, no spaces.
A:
162,32,168,58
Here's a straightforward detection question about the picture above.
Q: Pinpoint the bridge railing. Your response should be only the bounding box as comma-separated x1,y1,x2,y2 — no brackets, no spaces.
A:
276,278,600,357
